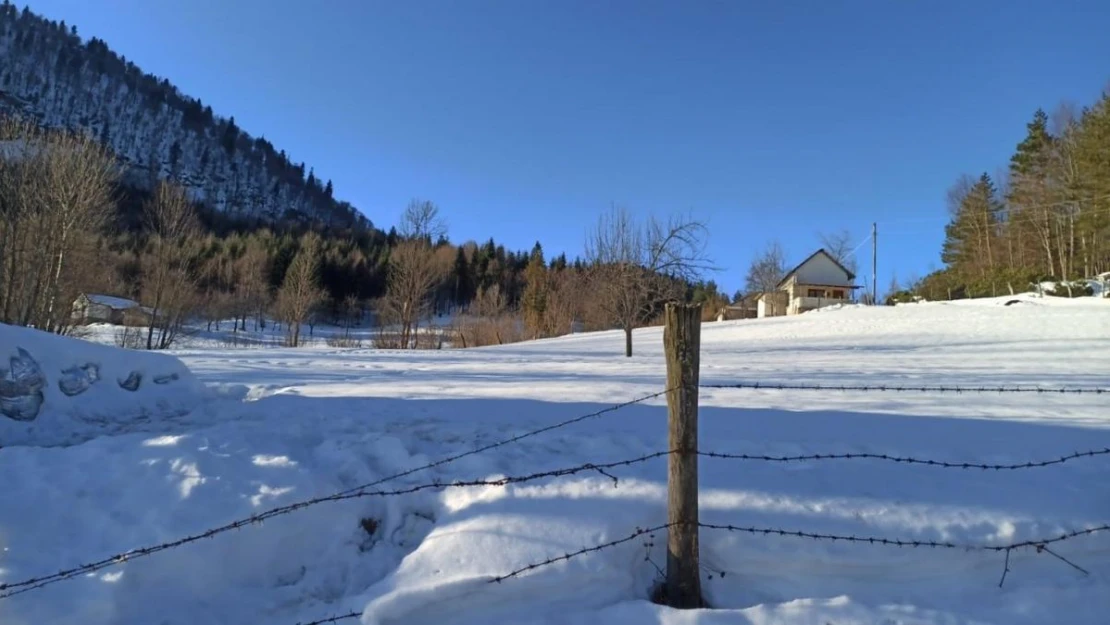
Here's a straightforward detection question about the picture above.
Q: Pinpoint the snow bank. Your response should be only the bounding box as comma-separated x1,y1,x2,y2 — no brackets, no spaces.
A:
0,323,206,447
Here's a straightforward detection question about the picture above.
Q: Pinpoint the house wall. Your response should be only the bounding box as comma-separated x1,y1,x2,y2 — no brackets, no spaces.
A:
757,292,789,318
788,287,850,314
779,278,853,315
72,299,135,325
793,254,855,287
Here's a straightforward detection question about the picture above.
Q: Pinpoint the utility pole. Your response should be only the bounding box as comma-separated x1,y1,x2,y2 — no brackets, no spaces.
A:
871,222,878,305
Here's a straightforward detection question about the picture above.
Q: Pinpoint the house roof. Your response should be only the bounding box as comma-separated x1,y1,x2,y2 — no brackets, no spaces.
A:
84,294,141,310
776,248,857,289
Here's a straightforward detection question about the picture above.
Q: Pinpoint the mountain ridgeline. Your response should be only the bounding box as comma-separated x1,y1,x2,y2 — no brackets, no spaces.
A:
0,1,367,231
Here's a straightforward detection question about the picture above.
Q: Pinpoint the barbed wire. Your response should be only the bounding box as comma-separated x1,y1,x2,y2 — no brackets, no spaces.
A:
489,520,1108,590
296,517,1107,623
8,433,1110,599
0,450,669,600
697,522,1110,552
701,381,1109,394
490,524,674,583
294,612,361,625
0,388,674,600
698,448,1110,470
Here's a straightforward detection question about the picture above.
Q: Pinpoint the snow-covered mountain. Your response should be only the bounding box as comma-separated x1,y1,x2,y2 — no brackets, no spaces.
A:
0,3,368,230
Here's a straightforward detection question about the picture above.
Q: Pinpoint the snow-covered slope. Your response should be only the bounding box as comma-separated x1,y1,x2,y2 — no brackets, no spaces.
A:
0,323,206,447
1,297,1109,625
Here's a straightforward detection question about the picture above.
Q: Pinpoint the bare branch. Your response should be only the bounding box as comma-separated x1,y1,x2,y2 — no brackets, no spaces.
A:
585,204,712,357
398,198,447,242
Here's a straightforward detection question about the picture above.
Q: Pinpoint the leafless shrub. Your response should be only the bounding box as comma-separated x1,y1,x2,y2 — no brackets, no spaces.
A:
325,335,364,348
452,285,526,348
114,325,146,350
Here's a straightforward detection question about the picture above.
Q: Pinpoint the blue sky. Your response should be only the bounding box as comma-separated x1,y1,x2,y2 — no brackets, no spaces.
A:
23,0,1110,295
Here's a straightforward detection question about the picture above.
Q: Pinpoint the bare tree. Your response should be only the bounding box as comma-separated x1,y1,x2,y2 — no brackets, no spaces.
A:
379,201,449,348
235,240,271,331
380,239,447,348
276,232,325,347
744,240,786,294
0,118,117,334
399,198,447,242
818,229,859,276
545,269,585,337
585,205,712,357
141,181,200,349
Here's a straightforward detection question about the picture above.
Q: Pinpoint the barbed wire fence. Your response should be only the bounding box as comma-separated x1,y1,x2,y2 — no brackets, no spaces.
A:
0,388,676,600
700,381,1110,394
3,305,1109,623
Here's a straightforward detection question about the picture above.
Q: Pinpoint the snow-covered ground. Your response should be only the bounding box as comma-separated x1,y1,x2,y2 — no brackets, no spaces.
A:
2,293,1109,625
73,311,457,351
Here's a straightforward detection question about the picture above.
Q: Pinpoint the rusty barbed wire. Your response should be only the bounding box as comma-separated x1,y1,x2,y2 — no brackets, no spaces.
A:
0,388,675,600
700,381,1109,394
698,448,1110,470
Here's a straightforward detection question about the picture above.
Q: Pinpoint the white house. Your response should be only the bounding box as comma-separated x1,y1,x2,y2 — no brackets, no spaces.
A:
758,249,859,317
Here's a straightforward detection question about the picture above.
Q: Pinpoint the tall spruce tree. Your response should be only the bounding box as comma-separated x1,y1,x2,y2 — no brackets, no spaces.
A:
941,173,1002,282
522,242,548,337
452,246,474,306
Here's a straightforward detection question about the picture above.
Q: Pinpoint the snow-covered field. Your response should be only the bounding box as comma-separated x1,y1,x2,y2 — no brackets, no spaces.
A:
2,293,1109,625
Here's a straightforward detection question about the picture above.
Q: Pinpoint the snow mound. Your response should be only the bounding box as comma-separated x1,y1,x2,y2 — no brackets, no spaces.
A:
0,323,206,447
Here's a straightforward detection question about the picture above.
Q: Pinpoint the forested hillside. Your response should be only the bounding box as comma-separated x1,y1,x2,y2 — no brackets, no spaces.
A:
0,1,366,229
910,88,1110,300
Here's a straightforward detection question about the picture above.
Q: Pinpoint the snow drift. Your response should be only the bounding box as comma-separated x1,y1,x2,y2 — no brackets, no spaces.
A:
0,323,205,447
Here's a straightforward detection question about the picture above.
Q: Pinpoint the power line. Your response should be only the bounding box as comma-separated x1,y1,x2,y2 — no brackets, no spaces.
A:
876,193,1110,226
878,202,1110,234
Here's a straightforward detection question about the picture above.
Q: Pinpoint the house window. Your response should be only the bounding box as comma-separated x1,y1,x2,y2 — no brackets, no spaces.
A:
832,289,845,299
807,289,825,298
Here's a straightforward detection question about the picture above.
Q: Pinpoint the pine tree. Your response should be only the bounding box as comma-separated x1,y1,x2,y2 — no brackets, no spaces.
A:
452,246,474,306
521,242,549,338
1007,108,1058,276
941,173,1002,283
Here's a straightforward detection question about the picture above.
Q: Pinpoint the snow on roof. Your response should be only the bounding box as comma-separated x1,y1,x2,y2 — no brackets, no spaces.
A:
84,294,140,310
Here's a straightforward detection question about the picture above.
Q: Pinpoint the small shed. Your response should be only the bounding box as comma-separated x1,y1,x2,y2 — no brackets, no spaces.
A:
71,294,148,325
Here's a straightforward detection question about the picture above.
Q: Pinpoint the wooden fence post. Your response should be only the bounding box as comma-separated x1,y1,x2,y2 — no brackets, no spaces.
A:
663,302,703,608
